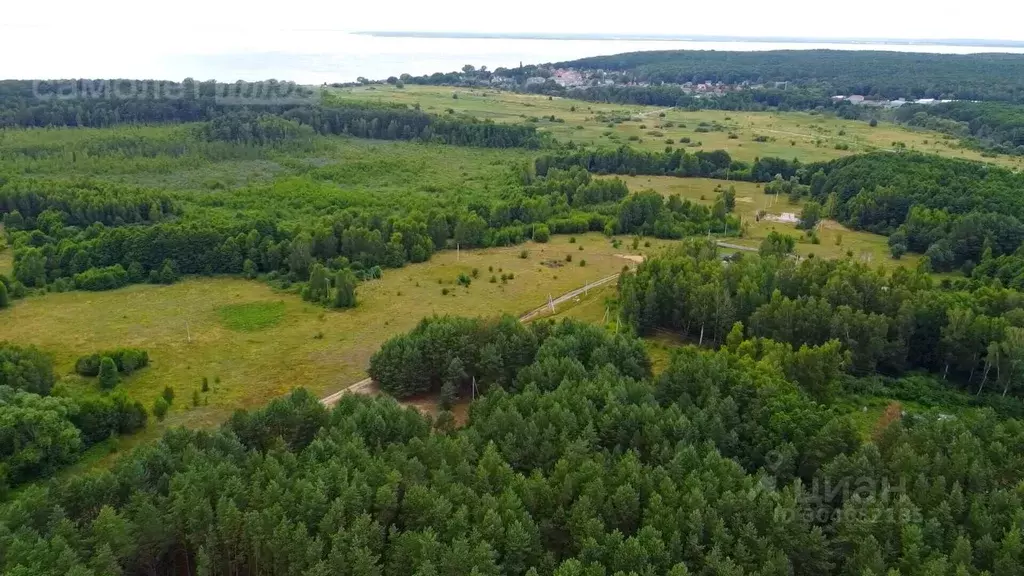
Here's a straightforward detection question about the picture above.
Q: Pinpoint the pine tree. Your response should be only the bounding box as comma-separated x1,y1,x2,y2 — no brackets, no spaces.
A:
333,269,357,308
98,356,119,390
440,381,457,411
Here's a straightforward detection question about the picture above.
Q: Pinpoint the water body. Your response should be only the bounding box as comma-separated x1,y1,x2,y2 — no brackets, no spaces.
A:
4,31,1024,83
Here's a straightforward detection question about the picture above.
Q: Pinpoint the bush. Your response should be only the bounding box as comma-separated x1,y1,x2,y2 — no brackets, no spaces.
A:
73,392,147,445
162,386,175,404
0,343,56,395
566,254,573,262
533,224,550,243
153,397,169,420
442,288,450,295
519,249,529,259
202,377,210,392
579,260,587,267
75,348,149,377
73,265,129,291
569,237,576,243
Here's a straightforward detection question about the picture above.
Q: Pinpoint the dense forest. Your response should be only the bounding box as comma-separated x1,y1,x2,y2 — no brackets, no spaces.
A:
4,312,1024,575
552,50,1024,103
620,240,1024,395
0,80,546,149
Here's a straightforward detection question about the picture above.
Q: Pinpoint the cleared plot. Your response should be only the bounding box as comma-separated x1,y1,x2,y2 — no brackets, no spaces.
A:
613,174,923,268
333,85,1023,170
0,233,670,431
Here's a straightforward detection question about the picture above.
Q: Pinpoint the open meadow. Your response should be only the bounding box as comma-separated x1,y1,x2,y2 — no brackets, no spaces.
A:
331,84,1024,169
612,174,924,267
0,233,671,434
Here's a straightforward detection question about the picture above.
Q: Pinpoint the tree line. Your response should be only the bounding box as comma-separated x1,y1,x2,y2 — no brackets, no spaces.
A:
895,101,1024,156
620,240,1024,396
3,314,1024,574
552,50,1024,103
0,79,548,150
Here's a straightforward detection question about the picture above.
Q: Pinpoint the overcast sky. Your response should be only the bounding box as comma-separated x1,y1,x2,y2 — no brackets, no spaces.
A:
4,0,1024,42
4,0,1024,81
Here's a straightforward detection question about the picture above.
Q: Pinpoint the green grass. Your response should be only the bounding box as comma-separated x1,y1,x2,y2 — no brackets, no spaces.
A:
218,301,287,331
0,233,675,438
0,247,11,277
332,84,1024,170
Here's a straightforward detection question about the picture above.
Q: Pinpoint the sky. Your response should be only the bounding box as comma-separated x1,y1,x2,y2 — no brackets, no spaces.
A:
3,0,1024,81
4,0,1024,42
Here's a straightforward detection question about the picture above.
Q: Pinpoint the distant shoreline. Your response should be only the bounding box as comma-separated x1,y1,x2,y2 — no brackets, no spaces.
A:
354,31,1024,48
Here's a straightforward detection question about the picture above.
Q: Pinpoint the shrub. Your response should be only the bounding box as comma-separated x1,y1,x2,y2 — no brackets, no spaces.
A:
519,249,529,259
202,377,210,392
153,397,169,420
566,254,573,262
579,260,587,267
73,265,129,292
533,224,550,243
75,348,149,377
162,386,175,404
73,392,147,444
569,237,576,243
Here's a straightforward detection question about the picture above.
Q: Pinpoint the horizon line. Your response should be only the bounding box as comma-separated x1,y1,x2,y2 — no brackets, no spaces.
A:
351,30,1024,47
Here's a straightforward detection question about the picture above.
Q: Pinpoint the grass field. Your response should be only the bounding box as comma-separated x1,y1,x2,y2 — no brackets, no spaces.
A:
331,85,1024,170
613,174,924,268
0,233,673,434
0,247,11,277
